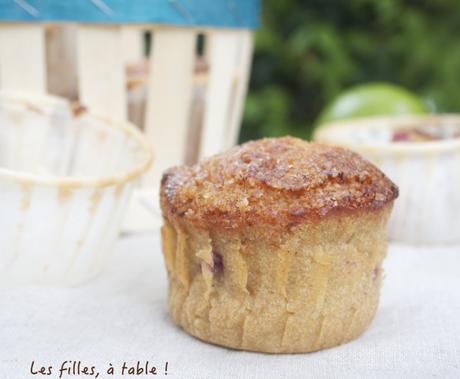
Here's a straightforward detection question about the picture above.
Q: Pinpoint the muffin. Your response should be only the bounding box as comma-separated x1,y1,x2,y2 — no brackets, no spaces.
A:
160,136,398,353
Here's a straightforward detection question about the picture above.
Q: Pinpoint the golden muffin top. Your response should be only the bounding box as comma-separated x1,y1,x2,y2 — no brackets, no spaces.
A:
160,137,398,230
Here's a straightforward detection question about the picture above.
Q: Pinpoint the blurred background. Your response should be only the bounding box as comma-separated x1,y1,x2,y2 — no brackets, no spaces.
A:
239,0,460,142
1,0,459,245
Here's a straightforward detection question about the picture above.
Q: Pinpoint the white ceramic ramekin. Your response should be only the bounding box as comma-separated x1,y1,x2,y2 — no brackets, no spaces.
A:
0,92,153,285
314,115,460,245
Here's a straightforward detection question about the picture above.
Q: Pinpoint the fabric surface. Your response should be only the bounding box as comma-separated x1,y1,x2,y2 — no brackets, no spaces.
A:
2,233,460,379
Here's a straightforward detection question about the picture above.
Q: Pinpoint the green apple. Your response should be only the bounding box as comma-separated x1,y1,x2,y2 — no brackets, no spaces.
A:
316,82,429,126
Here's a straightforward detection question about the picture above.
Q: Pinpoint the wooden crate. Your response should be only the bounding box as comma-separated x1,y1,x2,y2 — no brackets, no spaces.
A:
0,0,259,231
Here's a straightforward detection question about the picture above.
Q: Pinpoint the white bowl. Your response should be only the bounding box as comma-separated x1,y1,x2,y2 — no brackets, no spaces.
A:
0,92,153,285
314,115,460,245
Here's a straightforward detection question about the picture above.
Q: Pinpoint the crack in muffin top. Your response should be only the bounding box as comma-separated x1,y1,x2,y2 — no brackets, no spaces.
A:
160,136,398,230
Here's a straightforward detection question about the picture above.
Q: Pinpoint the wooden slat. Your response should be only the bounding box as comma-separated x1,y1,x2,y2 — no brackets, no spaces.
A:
144,29,196,185
225,30,254,148
120,27,144,64
77,25,126,119
0,24,46,93
199,30,240,158
46,25,78,100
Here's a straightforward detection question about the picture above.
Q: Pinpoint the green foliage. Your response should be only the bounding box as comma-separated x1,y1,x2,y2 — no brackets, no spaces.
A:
239,0,460,142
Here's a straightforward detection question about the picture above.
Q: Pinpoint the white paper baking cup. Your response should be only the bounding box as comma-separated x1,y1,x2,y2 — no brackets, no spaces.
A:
0,92,153,285
314,115,460,245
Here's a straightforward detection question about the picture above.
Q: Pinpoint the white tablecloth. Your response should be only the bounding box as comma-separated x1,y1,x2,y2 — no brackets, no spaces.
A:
2,233,460,379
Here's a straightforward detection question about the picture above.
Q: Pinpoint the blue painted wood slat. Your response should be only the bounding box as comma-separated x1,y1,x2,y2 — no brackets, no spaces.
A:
0,0,260,28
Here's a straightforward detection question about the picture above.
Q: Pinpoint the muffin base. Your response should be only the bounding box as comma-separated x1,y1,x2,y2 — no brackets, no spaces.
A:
161,206,391,353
